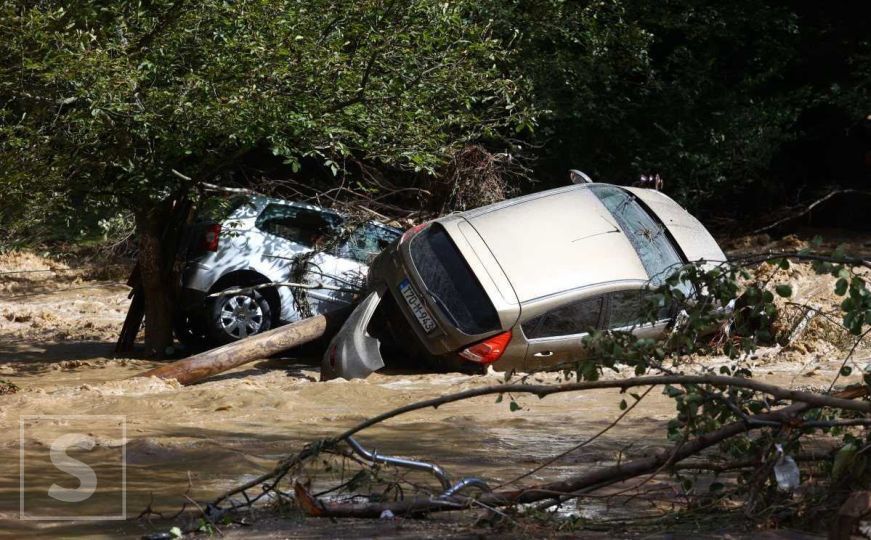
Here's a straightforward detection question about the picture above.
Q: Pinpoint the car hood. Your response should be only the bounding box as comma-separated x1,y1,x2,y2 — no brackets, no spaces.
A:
623,187,726,265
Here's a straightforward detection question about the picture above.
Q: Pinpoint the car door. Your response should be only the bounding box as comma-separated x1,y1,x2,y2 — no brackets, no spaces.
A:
255,203,339,318
605,289,672,338
522,295,605,370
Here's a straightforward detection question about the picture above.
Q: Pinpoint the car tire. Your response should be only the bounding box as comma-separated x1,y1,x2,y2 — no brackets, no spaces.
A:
206,289,273,345
173,310,209,351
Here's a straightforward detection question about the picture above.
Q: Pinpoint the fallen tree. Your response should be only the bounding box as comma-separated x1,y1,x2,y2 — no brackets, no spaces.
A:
138,305,352,385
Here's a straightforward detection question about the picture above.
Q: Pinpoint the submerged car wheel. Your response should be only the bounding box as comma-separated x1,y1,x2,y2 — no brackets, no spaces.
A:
208,290,272,345
174,310,209,351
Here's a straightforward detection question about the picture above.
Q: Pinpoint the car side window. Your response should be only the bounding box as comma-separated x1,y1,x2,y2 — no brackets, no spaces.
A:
255,204,340,247
608,290,673,329
608,290,648,329
522,296,604,339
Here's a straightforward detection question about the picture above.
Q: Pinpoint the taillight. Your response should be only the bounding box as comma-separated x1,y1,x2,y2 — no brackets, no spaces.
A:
459,330,512,364
203,224,221,252
400,222,428,245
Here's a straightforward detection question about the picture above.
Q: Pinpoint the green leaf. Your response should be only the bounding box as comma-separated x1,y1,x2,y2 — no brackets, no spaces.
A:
832,444,858,482
835,278,849,296
840,365,853,377
775,284,792,298
509,400,522,412
619,399,627,410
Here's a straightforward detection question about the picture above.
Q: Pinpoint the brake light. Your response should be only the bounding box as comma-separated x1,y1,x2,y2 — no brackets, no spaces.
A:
459,330,512,364
400,222,428,244
203,224,222,252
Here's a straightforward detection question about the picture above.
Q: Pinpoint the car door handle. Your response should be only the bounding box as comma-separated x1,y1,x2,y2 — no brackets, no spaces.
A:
534,351,553,357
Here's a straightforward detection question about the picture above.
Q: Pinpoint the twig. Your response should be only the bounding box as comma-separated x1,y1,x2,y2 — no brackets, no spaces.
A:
751,189,871,234
494,385,655,489
827,326,871,393
183,494,223,536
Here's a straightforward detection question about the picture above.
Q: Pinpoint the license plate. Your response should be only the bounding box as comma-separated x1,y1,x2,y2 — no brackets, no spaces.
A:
399,279,437,333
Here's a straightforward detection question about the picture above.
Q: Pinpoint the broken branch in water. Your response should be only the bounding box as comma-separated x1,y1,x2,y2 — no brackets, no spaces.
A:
208,376,868,519
206,280,359,298
289,397,834,518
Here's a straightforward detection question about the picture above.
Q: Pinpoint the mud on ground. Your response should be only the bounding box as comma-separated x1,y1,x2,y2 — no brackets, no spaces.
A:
0,233,869,538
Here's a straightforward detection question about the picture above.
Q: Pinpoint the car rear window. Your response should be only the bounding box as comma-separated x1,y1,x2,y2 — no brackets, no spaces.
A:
589,185,684,285
409,224,500,335
255,204,342,247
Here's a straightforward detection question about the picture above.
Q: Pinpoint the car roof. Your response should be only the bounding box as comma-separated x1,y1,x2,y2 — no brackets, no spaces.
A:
459,184,649,302
242,195,402,234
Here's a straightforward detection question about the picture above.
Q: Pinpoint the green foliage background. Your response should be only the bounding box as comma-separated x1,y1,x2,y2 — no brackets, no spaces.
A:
1,0,869,243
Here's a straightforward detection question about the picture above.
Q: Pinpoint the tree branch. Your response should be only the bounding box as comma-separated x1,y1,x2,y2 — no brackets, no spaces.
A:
751,189,871,235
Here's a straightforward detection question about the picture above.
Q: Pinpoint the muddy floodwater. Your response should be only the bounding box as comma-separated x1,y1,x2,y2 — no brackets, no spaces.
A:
0,243,868,538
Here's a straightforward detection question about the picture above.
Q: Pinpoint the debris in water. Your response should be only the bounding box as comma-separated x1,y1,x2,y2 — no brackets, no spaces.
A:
0,379,18,395
774,443,800,492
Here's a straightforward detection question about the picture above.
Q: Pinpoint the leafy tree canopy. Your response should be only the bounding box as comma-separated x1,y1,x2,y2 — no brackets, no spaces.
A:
0,0,535,236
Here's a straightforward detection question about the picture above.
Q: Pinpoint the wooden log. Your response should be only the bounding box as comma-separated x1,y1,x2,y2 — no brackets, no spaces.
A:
115,264,144,354
138,305,353,385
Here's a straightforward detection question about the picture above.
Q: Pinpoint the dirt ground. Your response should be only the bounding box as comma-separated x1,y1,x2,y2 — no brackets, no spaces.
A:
1,230,869,538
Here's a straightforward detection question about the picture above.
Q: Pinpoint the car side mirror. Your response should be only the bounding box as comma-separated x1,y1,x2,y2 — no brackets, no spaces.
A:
569,169,594,184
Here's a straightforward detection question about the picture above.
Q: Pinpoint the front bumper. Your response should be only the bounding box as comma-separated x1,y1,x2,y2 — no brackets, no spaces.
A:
320,284,387,381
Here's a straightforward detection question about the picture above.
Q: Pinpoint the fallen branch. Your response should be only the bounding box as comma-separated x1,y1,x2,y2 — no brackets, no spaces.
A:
293,399,822,518
206,281,357,298
751,189,871,235
331,375,871,443
211,377,868,518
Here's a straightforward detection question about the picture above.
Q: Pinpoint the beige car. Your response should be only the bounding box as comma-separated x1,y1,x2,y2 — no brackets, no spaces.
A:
322,182,726,380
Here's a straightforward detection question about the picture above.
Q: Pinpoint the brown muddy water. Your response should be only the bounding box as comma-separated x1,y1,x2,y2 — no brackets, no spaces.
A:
0,247,866,538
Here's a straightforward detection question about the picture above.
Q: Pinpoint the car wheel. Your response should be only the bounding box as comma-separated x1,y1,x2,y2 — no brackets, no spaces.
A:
207,289,273,345
173,310,209,351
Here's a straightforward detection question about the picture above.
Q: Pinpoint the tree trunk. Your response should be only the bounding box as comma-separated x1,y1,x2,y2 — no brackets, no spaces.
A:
135,202,176,358
138,305,352,385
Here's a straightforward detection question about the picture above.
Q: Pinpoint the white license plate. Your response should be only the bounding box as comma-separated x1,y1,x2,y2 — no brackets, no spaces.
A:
399,279,437,333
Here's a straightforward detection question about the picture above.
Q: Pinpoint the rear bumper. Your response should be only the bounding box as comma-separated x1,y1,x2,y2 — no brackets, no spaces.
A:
320,284,387,381
182,261,216,293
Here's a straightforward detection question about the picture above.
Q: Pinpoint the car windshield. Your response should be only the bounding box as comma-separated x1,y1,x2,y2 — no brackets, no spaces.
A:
409,224,500,335
589,185,684,285
333,223,401,264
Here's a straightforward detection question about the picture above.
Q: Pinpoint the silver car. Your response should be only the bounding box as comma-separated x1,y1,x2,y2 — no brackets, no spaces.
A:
322,182,726,380
176,195,401,348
